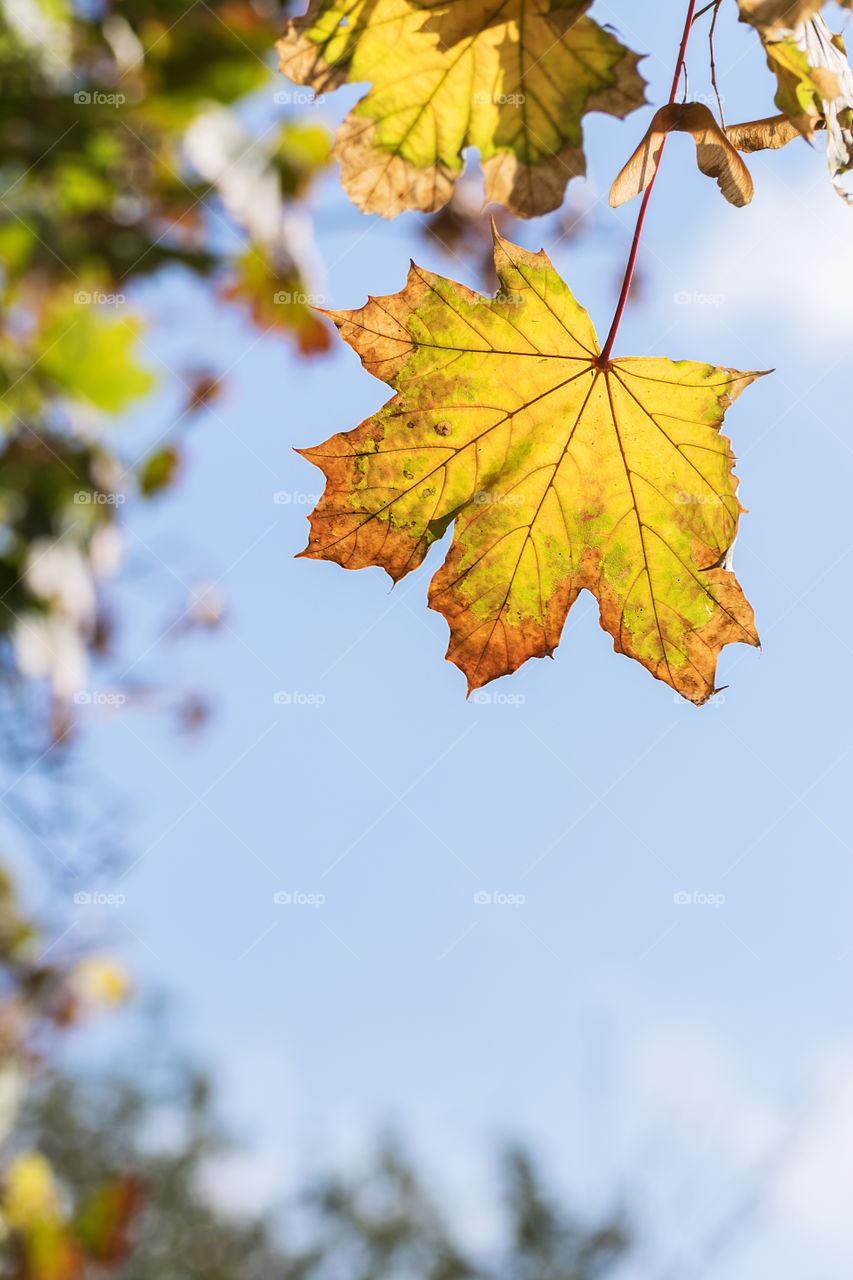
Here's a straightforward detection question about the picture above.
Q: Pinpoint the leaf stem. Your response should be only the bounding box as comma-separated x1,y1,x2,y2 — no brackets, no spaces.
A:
599,0,698,364
709,0,725,127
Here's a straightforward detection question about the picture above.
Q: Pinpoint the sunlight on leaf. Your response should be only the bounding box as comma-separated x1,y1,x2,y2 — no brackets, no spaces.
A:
297,231,762,703
276,0,646,218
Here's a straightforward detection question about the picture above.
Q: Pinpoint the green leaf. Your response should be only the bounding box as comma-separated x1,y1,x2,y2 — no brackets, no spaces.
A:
39,298,154,414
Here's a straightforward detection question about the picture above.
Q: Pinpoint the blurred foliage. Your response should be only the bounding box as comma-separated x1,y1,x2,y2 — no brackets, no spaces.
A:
0,0,603,735
0,861,630,1277
0,862,631,1280
0,0,331,344
14,1061,631,1280
0,865,135,1278
0,0,332,730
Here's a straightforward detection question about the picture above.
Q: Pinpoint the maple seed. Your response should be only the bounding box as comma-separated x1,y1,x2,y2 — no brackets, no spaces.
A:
610,102,754,208
297,230,763,704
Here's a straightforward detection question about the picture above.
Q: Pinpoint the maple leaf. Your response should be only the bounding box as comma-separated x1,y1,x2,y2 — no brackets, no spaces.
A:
297,232,762,703
276,0,646,218
738,0,823,27
738,3,853,197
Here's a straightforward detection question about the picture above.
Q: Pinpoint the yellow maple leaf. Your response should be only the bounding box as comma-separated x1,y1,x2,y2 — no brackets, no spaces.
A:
276,0,646,218
297,232,762,703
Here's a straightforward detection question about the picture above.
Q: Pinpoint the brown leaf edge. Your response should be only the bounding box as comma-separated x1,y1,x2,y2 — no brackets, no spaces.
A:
293,229,766,704
276,6,646,219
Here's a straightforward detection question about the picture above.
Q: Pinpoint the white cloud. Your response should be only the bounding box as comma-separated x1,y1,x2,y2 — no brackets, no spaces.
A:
679,163,853,356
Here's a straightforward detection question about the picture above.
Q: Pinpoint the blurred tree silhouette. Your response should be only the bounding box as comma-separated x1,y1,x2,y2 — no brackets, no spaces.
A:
0,803,639,1280
0,862,631,1280
16,1063,632,1280
0,0,331,734
0,864,137,1277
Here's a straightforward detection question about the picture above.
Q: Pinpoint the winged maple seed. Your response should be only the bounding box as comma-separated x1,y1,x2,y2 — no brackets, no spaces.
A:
725,113,803,151
276,0,646,219
610,103,754,208
297,231,763,704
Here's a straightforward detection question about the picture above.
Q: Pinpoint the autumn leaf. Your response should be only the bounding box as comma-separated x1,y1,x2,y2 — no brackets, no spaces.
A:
2,1153,83,1280
38,297,154,414
738,0,823,28
738,3,853,196
74,1176,141,1266
610,102,754,208
276,0,646,218
297,231,762,703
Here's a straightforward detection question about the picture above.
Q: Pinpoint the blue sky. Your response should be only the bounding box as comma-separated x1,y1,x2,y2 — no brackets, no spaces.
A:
24,2,853,1276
